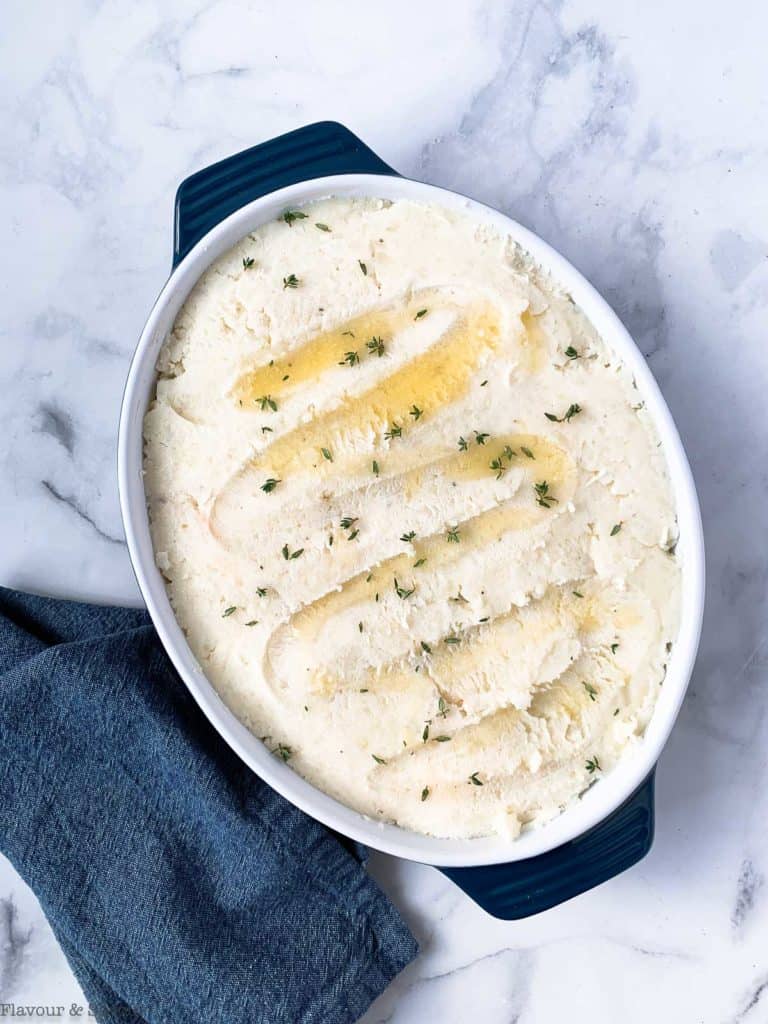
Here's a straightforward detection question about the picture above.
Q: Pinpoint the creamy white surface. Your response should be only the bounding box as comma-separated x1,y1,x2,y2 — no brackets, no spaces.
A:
143,197,680,839
4,2,767,1019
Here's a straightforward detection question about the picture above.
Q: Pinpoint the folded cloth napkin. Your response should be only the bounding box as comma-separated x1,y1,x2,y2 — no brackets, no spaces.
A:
0,587,417,1024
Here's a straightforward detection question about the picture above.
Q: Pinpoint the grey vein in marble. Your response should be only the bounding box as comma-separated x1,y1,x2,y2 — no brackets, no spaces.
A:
732,859,764,932
41,480,125,547
0,897,32,1001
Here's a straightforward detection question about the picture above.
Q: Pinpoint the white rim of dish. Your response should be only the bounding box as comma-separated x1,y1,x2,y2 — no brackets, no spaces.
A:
118,174,705,867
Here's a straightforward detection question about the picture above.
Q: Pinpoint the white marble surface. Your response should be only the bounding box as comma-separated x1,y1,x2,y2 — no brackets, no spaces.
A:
1,0,767,1020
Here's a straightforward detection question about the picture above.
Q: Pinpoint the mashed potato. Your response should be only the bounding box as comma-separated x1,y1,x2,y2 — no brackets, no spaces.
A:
143,197,680,839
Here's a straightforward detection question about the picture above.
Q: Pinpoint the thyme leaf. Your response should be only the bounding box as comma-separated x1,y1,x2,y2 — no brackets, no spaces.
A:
545,402,582,423
282,210,307,226
534,481,558,509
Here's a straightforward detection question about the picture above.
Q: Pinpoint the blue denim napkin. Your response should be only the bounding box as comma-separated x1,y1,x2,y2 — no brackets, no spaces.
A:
0,587,417,1024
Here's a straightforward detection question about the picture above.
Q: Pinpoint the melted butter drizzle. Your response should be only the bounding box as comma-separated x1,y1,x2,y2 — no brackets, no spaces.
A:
231,292,503,479
233,292,445,405
222,290,582,753
264,432,577,708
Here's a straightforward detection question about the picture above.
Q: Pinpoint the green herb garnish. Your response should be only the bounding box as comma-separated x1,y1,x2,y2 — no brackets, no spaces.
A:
394,578,415,599
257,394,278,412
583,682,598,701
321,447,333,461
282,544,304,560
384,423,402,440
520,446,535,459
282,274,300,289
261,477,281,493
371,754,386,765
372,460,380,476
400,531,416,543
564,345,579,359
458,436,469,451
490,457,506,480
545,403,582,423
222,606,237,618
420,641,432,655
340,516,358,530
315,222,331,232
610,522,622,536
358,260,368,276
421,786,430,801
339,350,359,366
585,756,601,774
534,481,557,508
242,256,255,269
474,431,489,445
446,527,460,543
282,210,307,226
409,405,423,421
366,336,385,357
468,772,483,786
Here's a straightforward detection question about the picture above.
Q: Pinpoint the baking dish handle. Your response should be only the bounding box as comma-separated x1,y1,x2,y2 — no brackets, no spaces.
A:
439,769,655,919
173,121,397,266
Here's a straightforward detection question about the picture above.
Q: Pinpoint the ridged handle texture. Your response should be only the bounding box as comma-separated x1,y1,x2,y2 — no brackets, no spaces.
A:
173,121,397,265
440,772,655,919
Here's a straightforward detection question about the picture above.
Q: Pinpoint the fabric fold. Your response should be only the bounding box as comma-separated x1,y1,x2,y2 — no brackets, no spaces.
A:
0,587,417,1024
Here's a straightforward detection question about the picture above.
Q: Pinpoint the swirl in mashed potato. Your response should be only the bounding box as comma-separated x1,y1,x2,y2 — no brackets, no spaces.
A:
143,198,680,839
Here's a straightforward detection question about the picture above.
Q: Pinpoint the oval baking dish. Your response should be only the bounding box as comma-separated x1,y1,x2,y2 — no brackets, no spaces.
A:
118,122,705,919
